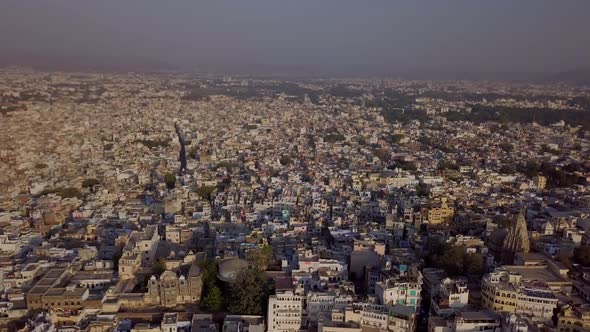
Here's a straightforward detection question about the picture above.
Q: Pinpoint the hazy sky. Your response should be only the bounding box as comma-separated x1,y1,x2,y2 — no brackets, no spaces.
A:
1,0,589,74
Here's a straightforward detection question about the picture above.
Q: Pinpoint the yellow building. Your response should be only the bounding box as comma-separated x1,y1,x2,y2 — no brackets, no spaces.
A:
558,305,590,332
533,175,547,190
481,278,518,313
422,198,454,225
481,270,558,321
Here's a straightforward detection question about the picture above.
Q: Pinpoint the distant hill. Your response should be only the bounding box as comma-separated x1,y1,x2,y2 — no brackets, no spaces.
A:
0,53,179,73
1,53,588,85
544,69,590,86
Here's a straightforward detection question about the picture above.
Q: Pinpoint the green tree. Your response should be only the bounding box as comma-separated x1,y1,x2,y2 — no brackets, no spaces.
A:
136,139,170,149
437,160,458,171
188,146,199,159
415,183,430,197
391,134,404,143
196,185,216,201
164,173,176,189
499,143,513,152
82,178,100,188
279,155,293,166
520,159,541,177
574,246,590,266
437,246,465,276
247,245,273,271
153,259,166,276
228,268,273,315
199,260,219,286
323,133,345,143
499,165,515,174
112,247,123,271
43,187,83,199
199,259,224,311
268,168,280,177
202,285,223,311
464,253,484,275
372,149,389,161
427,239,486,277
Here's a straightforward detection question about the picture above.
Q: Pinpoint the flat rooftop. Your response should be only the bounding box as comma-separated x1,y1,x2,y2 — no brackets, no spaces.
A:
503,265,569,283
458,311,500,321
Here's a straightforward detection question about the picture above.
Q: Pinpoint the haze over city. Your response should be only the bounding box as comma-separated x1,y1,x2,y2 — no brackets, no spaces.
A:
1,0,590,79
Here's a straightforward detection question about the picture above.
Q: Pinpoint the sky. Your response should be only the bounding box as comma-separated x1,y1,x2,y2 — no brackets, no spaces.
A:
1,0,589,76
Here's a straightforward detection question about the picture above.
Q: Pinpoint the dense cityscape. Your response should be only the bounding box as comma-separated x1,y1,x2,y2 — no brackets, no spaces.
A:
0,67,589,332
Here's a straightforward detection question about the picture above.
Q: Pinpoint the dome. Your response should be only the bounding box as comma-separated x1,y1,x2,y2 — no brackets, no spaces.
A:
218,257,249,282
160,270,177,280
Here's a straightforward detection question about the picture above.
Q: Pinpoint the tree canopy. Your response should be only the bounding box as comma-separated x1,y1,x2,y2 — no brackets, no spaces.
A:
517,160,585,188
152,259,166,276
196,185,216,200
247,245,274,271
82,178,100,188
39,187,83,199
135,138,170,149
574,246,590,266
164,173,176,189
202,285,223,311
415,183,430,197
199,260,224,311
443,105,590,130
426,240,485,276
228,268,273,315
323,133,346,143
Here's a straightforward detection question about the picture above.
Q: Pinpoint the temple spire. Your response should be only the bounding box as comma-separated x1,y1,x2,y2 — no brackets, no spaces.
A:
502,208,530,264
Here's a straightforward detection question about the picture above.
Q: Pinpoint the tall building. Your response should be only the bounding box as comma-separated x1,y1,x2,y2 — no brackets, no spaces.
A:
267,291,303,332
118,225,160,279
533,175,547,190
502,209,530,264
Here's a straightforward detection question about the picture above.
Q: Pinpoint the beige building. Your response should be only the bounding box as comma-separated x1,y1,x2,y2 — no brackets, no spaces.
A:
481,270,558,321
338,303,416,332
267,291,303,332
144,263,202,308
119,225,160,279
26,268,90,310
558,305,590,332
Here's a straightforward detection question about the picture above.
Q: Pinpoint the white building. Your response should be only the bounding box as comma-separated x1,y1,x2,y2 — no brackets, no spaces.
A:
342,303,416,332
375,272,422,308
267,291,303,332
307,292,353,324
431,277,469,316
429,311,502,332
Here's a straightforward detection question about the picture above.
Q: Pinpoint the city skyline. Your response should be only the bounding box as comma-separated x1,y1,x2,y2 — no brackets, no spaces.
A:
1,2,590,332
